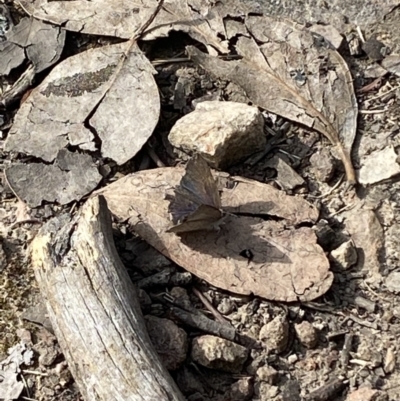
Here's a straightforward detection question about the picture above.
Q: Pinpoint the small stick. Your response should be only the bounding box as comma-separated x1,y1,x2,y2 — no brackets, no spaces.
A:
146,143,166,167
305,377,346,401
340,332,353,368
356,26,365,43
192,287,228,324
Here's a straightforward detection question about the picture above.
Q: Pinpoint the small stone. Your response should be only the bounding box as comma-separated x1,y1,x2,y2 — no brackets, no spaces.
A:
259,316,289,353
357,337,382,368
191,335,249,373
330,240,358,270
145,316,188,370
230,377,254,401
358,146,400,185
309,148,335,182
256,366,278,384
217,298,235,315
246,354,266,375
314,220,338,251
257,383,279,400
287,354,298,364
345,386,379,401
344,206,384,282
346,34,362,56
383,347,396,374
169,286,190,301
362,38,387,62
294,321,318,348
168,101,265,169
385,271,400,293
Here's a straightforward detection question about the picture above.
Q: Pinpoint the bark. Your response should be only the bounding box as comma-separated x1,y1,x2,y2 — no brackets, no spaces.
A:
31,196,185,401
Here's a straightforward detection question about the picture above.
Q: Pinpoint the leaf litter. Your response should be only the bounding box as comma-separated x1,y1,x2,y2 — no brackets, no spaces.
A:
95,162,332,302
5,0,400,399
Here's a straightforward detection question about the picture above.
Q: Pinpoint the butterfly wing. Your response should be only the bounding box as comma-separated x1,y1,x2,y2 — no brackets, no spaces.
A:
177,155,221,210
167,204,224,233
167,155,224,233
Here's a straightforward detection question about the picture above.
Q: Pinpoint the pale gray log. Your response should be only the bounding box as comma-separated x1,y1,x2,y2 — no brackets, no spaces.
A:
31,196,185,401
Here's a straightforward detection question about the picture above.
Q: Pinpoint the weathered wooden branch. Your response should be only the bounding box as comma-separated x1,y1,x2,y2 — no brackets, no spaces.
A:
31,196,185,401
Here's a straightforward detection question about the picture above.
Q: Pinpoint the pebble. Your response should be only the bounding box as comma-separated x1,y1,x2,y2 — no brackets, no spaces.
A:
145,315,188,370
259,316,289,353
294,321,318,349
330,240,358,270
168,101,265,168
191,335,249,373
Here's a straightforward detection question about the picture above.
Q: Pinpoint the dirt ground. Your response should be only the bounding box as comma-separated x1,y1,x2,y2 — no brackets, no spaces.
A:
1,2,400,401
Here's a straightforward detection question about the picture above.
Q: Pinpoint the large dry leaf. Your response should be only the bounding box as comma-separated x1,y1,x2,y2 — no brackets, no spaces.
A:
0,17,65,76
5,150,102,207
95,167,332,302
187,15,358,183
5,41,159,165
17,0,231,53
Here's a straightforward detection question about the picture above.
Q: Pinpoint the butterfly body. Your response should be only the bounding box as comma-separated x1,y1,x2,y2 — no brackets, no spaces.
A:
167,155,225,233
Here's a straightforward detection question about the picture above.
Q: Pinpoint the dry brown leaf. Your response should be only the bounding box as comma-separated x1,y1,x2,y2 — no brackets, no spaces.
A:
0,15,65,76
5,150,102,207
187,15,358,183
5,41,159,165
95,167,332,302
17,0,230,53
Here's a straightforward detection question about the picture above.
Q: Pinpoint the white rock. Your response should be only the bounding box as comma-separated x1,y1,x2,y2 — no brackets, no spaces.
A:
168,101,265,168
294,321,318,348
256,365,278,384
385,271,400,293
259,316,289,353
191,335,248,373
358,146,400,185
330,240,358,270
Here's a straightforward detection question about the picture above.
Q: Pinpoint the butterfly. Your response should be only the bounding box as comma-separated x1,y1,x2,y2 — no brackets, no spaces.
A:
167,155,226,234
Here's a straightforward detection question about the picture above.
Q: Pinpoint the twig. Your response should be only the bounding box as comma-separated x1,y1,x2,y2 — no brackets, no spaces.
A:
340,332,353,368
345,313,378,329
305,377,347,401
22,370,49,376
365,84,400,102
327,202,356,218
356,26,365,43
20,373,31,399
9,219,41,229
145,143,166,167
192,287,228,324
362,279,392,302
307,175,344,200
359,108,388,114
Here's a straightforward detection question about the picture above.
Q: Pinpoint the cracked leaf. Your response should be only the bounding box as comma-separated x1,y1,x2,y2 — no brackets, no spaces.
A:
5,150,102,207
95,167,332,302
5,41,160,165
187,15,358,183
0,16,65,75
18,0,231,53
